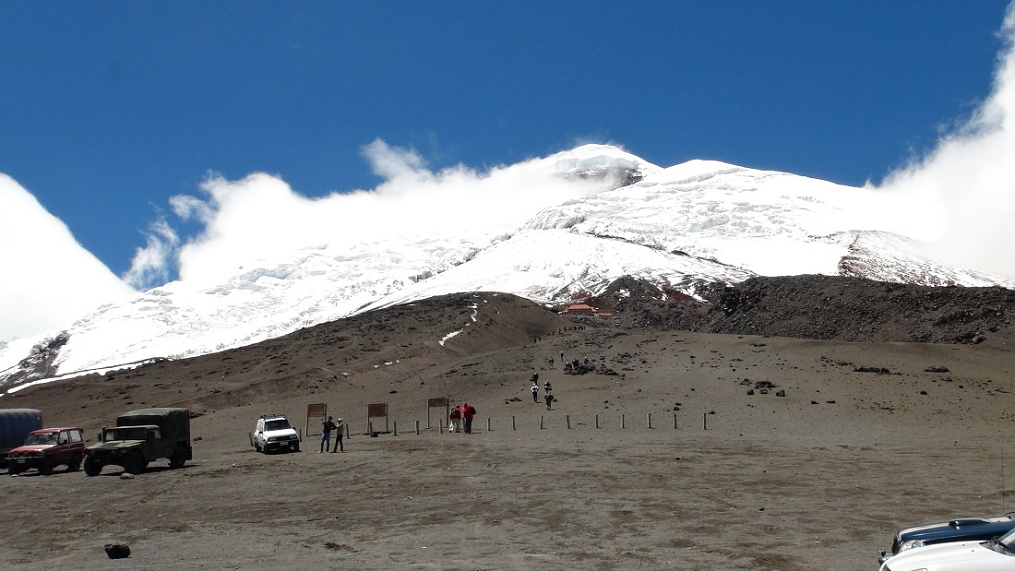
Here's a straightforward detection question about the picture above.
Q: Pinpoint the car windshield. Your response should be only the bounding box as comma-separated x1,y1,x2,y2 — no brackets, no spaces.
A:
23,432,57,445
994,527,1015,551
106,427,148,441
265,419,291,431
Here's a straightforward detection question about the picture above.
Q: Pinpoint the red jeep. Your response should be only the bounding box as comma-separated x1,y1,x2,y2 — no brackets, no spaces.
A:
7,427,85,475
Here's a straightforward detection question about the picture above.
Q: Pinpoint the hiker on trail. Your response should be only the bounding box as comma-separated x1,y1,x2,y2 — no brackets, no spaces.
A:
331,417,345,452
462,403,477,434
544,380,552,396
545,393,555,410
449,404,462,433
531,380,539,402
321,416,337,453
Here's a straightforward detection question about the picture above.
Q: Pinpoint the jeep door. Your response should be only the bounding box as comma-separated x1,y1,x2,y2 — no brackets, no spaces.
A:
142,429,160,461
54,430,72,463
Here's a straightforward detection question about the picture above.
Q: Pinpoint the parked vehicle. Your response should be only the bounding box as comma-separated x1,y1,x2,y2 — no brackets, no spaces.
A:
6,427,85,475
880,525,1015,570
0,409,43,468
879,513,1015,564
252,414,300,453
84,408,192,476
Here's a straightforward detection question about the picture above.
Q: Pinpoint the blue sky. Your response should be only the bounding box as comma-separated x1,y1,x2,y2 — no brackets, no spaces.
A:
1,1,1012,283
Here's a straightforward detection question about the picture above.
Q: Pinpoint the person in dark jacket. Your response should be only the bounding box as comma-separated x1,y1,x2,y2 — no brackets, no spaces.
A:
321,416,337,453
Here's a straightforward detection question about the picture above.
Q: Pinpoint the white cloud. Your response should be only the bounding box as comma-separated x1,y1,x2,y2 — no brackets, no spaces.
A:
122,217,180,289
880,2,1015,279
166,141,621,287
0,174,135,341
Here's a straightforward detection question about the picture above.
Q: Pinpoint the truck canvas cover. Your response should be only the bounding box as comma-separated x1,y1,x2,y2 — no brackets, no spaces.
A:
116,408,190,442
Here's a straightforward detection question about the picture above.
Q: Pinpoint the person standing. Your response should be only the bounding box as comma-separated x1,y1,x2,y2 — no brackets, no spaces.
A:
543,380,552,396
449,404,462,433
462,403,477,434
331,417,345,452
321,416,337,453
531,380,539,402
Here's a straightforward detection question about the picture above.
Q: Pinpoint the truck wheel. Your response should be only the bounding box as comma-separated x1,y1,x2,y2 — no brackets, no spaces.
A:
169,445,187,468
39,457,55,476
124,452,146,475
8,464,21,476
293,442,300,453
67,454,82,472
84,457,102,477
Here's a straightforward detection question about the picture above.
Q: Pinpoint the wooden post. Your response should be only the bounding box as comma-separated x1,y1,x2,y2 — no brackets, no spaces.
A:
703,413,707,430
595,414,599,429
647,413,653,429
566,415,571,429
439,419,444,434
622,413,626,429
674,413,678,429
487,418,491,432
393,421,397,436
512,416,516,431
415,420,420,435
540,415,545,429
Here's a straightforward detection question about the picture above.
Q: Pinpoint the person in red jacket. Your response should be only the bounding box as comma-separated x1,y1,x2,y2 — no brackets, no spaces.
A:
449,404,462,433
462,403,477,434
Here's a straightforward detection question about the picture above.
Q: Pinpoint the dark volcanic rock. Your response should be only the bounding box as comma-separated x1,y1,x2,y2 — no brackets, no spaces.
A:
598,275,1015,346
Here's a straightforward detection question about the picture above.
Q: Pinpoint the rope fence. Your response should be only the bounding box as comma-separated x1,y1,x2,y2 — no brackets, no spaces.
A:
352,411,715,436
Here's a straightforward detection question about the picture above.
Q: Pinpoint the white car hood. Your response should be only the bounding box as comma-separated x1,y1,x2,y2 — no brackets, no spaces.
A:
882,539,1015,570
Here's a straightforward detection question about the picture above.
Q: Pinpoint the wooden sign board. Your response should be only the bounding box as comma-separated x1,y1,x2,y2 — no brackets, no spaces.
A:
427,397,449,408
368,403,387,418
306,402,327,436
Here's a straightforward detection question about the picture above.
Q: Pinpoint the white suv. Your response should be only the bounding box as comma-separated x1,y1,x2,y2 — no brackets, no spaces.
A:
253,414,300,453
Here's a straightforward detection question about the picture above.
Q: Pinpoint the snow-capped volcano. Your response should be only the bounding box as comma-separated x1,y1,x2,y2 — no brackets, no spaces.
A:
1,145,1010,390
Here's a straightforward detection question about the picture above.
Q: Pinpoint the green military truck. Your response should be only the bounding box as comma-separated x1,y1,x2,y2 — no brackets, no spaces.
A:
84,407,193,476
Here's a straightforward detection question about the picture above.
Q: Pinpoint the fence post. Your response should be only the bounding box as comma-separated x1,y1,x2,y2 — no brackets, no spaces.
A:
703,413,707,430
512,416,516,431
647,413,652,429
540,415,545,429
622,414,626,429
674,413,678,429
393,421,397,436
595,414,599,429
415,420,420,435
566,415,571,429
487,418,491,432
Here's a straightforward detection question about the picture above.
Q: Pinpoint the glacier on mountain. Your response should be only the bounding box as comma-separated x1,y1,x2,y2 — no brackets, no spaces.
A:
1,144,1011,390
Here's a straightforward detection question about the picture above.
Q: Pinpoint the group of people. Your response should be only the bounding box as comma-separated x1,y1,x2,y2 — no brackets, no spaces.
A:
448,402,477,433
530,374,555,410
320,416,345,453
